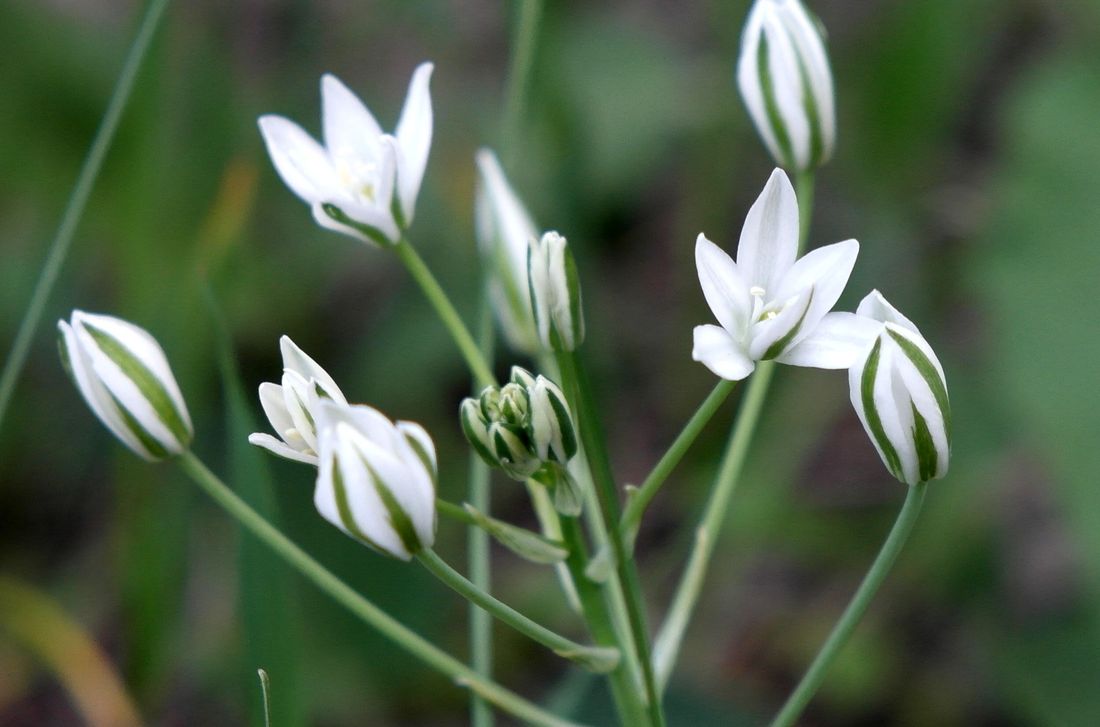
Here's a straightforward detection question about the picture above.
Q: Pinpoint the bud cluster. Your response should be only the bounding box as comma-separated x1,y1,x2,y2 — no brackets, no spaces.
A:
461,367,578,481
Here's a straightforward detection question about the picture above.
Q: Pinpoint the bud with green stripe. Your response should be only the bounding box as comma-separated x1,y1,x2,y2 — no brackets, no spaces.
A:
528,231,585,352
314,402,437,560
737,0,835,172
58,311,193,461
848,291,951,486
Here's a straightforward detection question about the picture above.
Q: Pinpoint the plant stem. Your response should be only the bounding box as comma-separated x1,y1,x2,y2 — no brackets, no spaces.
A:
392,238,496,389
469,300,495,727
416,549,618,673
559,517,649,725
556,350,665,727
770,482,928,727
795,171,815,252
501,0,543,168
0,0,170,434
177,452,581,727
653,361,775,690
620,380,737,550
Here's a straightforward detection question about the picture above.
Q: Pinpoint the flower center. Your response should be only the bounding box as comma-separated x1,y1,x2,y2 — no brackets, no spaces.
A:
333,148,379,203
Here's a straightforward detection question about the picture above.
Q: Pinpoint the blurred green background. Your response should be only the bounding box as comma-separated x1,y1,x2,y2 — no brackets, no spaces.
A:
3,0,1100,725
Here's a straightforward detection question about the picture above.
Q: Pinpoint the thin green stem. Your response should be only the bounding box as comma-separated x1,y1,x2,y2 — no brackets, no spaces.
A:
556,350,665,727
392,238,496,389
559,517,648,725
0,0,170,433
416,549,618,673
177,452,581,727
770,483,928,727
501,0,543,167
795,171,815,252
469,299,495,727
653,361,775,690
620,380,737,551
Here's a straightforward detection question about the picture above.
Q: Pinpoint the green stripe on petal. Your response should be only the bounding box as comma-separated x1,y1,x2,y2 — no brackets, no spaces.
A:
793,39,824,167
563,244,585,349
762,287,814,361
757,34,795,169
322,203,393,247
861,337,903,479
107,389,168,460
362,456,422,556
543,385,577,461
83,322,191,448
330,454,387,553
910,401,938,483
886,328,952,442
404,433,437,487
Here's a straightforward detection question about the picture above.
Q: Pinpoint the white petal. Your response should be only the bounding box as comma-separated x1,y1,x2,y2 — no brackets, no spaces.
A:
776,312,882,369
774,238,859,347
358,434,436,552
248,433,318,465
695,233,752,337
856,290,921,334
316,401,397,450
281,370,318,452
748,285,814,361
279,336,347,404
395,62,434,224
736,6,783,165
692,324,755,381
258,115,341,205
762,14,812,170
778,0,835,159
321,74,384,161
737,168,799,293
396,420,437,475
258,381,295,438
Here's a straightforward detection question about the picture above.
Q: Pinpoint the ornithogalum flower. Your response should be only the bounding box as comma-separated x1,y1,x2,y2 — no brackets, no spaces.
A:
528,232,585,352
249,336,348,465
258,63,434,245
849,291,951,486
737,0,835,172
476,148,539,353
314,402,437,560
58,311,192,461
692,168,870,381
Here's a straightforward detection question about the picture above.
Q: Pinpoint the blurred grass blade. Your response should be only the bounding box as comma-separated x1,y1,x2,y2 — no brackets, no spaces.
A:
0,0,170,434
257,669,272,727
0,576,142,727
204,286,306,727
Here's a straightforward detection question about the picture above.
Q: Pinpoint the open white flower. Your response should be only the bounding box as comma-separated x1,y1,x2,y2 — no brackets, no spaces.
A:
475,148,539,352
849,291,951,485
692,168,870,381
258,63,434,245
58,311,192,461
314,402,437,560
249,336,348,465
737,0,835,171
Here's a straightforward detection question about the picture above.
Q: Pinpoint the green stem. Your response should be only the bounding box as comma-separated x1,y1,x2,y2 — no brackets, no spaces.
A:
770,483,928,727
620,380,737,551
177,452,581,727
653,361,775,690
501,0,543,167
556,350,665,727
795,171,815,252
392,238,496,389
469,299,495,727
0,0,171,434
416,549,618,673
559,517,648,725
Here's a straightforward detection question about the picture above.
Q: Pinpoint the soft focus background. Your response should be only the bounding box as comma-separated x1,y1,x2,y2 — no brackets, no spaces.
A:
3,0,1100,725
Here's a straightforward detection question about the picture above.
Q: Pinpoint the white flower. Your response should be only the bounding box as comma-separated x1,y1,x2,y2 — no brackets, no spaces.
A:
249,336,348,465
692,168,870,381
528,231,585,352
58,311,192,461
737,0,835,171
849,291,951,485
258,63,434,245
314,402,437,560
475,148,539,352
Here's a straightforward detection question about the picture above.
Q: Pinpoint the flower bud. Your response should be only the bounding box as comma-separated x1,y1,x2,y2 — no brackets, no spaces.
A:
528,231,585,352
849,292,951,486
737,0,836,172
314,402,436,560
459,367,579,487
249,336,348,465
58,311,192,461
476,149,540,352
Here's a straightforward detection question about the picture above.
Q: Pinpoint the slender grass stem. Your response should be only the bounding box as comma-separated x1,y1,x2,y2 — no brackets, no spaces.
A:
501,0,543,168
392,238,496,389
556,350,665,727
653,361,774,690
620,380,737,550
770,483,928,727
416,549,619,673
177,452,582,727
795,171,815,251
0,0,170,433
